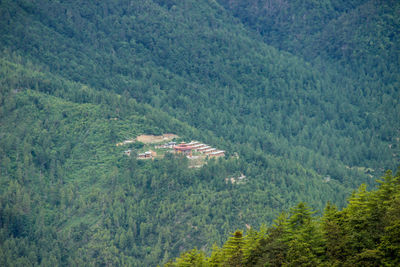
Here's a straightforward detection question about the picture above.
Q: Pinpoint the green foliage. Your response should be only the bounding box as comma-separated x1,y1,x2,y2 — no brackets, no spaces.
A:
220,230,245,266
169,168,400,266
0,0,398,265
166,249,207,267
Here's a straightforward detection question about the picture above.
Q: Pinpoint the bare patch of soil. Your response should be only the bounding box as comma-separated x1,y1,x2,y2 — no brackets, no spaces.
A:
136,134,178,144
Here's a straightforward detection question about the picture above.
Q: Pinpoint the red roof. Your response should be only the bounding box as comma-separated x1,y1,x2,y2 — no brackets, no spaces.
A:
174,145,193,151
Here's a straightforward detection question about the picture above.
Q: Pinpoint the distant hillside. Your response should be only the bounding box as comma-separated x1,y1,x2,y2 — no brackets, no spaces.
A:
216,0,400,73
0,0,398,265
1,0,397,173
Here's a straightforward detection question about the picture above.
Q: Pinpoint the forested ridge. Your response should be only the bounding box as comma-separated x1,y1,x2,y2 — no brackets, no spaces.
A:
0,0,399,266
167,169,400,266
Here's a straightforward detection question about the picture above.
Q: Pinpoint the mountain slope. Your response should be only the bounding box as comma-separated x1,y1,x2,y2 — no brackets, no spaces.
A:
1,0,397,175
0,54,353,266
0,0,399,265
216,0,400,72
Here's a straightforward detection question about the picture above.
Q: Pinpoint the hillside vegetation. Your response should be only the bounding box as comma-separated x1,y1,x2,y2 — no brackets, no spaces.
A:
167,169,400,266
0,0,399,265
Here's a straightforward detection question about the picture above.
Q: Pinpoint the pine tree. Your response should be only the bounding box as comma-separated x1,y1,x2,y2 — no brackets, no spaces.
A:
284,203,323,266
169,249,206,267
322,202,347,265
221,230,244,266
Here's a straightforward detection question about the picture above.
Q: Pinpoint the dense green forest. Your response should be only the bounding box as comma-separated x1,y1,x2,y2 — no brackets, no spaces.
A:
0,0,399,265
167,169,400,266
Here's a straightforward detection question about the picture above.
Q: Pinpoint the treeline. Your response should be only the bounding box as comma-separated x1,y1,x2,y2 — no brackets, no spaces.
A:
167,168,400,266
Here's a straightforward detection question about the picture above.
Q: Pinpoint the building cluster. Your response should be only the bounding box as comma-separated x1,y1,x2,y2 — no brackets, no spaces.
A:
173,141,225,158
155,141,177,149
225,173,247,184
137,150,157,159
122,140,225,160
124,149,157,159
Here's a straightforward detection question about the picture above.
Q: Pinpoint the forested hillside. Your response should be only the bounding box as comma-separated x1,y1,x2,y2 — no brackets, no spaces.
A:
0,53,352,266
217,0,399,74
0,0,399,265
167,169,400,266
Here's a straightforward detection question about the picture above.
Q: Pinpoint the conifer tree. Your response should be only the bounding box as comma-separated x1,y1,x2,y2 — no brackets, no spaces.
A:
221,230,244,266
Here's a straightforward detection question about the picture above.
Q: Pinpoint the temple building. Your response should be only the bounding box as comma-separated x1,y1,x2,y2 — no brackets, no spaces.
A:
174,143,193,156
